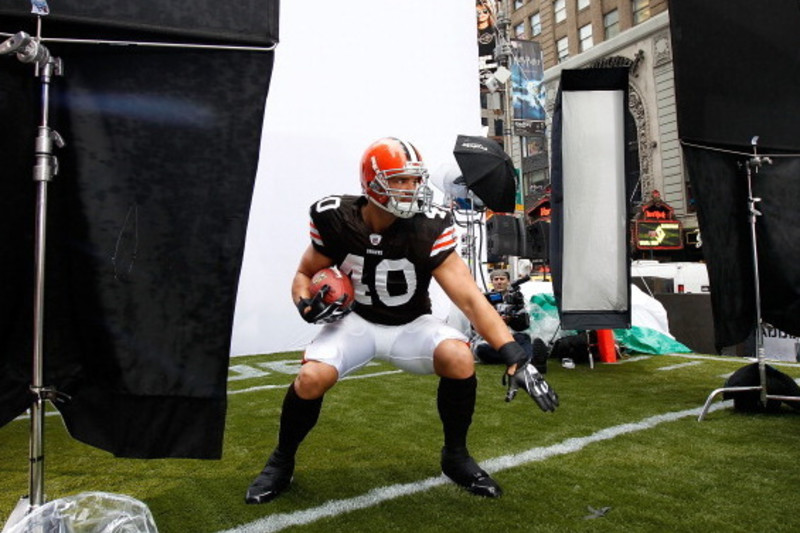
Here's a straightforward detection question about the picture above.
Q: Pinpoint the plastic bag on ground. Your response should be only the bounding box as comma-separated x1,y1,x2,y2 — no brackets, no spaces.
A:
5,492,158,533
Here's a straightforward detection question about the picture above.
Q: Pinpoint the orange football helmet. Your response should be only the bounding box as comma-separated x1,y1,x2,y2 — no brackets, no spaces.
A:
359,137,433,218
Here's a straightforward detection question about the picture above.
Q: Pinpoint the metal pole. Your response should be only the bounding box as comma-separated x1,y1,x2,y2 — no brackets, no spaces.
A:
39,36,276,52
494,0,520,277
493,0,513,155
2,21,67,511
744,138,770,405
30,59,48,513
29,57,59,509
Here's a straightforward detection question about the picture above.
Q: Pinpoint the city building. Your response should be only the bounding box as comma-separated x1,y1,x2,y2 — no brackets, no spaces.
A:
478,0,700,261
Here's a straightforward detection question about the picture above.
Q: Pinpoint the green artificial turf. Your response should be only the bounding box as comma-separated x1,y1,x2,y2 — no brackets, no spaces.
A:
2,352,799,532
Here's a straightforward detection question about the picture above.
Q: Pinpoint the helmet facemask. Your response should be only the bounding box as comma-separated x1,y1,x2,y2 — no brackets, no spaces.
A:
367,164,433,219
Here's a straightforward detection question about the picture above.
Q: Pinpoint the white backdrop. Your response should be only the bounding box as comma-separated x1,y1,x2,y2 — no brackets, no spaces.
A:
230,1,483,356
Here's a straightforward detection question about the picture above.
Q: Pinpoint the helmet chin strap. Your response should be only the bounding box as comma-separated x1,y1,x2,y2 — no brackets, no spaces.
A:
365,194,413,219
387,198,418,219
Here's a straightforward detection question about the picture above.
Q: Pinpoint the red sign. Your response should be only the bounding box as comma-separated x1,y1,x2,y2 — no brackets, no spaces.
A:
643,208,669,220
527,198,551,221
638,190,675,221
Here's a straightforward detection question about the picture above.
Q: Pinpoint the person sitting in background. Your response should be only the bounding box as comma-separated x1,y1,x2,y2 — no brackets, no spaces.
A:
473,269,548,374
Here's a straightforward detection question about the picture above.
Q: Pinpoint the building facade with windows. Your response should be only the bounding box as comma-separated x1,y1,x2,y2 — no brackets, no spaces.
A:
479,0,698,260
513,0,666,67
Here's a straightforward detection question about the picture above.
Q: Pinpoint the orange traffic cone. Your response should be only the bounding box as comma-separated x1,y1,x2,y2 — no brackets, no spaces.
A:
596,329,617,362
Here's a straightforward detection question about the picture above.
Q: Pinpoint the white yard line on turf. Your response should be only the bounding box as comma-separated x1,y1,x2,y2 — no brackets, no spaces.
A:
668,353,800,369
11,371,405,422
218,401,731,533
608,355,651,364
229,370,403,395
657,361,703,371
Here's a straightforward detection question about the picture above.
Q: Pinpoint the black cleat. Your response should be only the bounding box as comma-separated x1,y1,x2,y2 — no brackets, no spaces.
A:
245,451,295,504
441,447,503,498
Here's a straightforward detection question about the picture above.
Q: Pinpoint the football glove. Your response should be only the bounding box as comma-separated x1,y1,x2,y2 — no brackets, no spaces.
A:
503,362,559,412
296,285,352,324
497,341,528,367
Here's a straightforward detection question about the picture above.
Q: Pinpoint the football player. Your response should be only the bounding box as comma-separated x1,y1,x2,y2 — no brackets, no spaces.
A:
245,137,558,504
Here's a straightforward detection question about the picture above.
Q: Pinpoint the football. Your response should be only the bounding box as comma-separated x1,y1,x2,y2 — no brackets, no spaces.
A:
309,267,355,309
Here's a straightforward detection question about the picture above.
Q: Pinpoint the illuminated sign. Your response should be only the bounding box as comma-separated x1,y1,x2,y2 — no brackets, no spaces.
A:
643,207,670,220
634,220,684,250
527,198,551,221
638,190,675,222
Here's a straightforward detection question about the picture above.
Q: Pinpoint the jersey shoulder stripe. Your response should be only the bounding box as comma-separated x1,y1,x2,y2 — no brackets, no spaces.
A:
430,225,457,257
308,195,362,260
309,221,323,247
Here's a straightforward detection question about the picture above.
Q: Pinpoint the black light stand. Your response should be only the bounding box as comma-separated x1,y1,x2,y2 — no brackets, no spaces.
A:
697,136,800,420
1,21,65,524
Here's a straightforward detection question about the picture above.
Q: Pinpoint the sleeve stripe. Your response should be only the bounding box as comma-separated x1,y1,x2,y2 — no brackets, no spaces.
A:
310,221,323,247
430,227,457,256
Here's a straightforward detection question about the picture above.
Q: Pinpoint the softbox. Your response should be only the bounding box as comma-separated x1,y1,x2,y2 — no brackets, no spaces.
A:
550,68,631,330
0,2,278,459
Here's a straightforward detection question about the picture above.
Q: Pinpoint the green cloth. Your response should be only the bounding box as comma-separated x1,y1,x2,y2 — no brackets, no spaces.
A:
527,293,692,355
612,326,692,355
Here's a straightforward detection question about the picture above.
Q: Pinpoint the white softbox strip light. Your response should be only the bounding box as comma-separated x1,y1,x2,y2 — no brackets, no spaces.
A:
561,90,627,316
549,67,631,330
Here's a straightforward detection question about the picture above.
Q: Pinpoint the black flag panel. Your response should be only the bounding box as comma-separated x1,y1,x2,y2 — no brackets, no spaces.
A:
669,0,800,350
668,0,800,152
0,2,278,458
0,1,278,46
681,147,800,350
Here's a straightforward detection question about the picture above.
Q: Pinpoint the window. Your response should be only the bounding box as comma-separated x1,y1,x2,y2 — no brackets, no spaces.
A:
523,136,546,158
494,119,504,138
531,169,549,187
487,92,502,110
578,0,590,11
514,22,525,38
632,0,650,25
579,24,593,52
523,169,549,197
530,13,542,36
557,37,569,63
514,0,525,9
554,0,566,23
685,179,697,213
604,9,620,39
